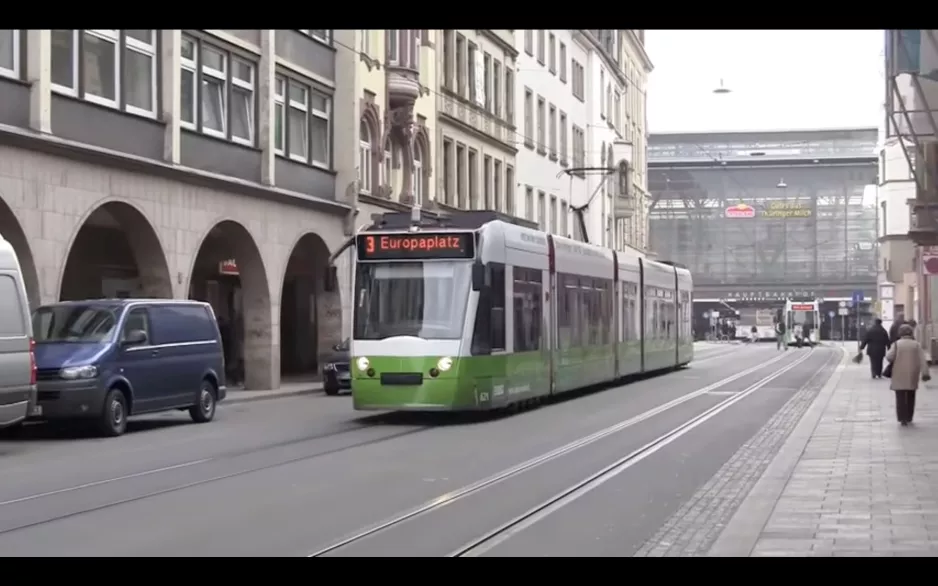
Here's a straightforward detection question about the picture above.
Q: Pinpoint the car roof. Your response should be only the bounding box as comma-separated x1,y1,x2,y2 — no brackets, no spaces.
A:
39,298,213,309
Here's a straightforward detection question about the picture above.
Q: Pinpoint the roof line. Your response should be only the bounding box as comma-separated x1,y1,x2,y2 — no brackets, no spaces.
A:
649,126,879,136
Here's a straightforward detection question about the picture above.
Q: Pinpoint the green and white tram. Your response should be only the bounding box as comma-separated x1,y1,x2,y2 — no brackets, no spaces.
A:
350,211,694,412
783,299,820,346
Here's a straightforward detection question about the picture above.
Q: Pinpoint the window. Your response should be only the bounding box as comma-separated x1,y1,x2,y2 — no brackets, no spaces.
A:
504,68,513,124
549,103,557,157
413,141,424,205
471,262,506,354
358,122,373,195
0,275,25,336
536,30,545,65
455,34,466,97
494,159,502,212
513,267,543,353
456,143,466,208
1,29,20,79
559,111,568,162
493,60,501,118
443,137,454,205
548,33,556,74
538,191,546,230
572,60,585,101
559,42,567,82
561,200,568,236
483,53,492,112
483,155,493,210
551,195,558,234
606,84,613,125
505,165,514,216
537,96,546,153
572,125,585,173
614,90,622,132
443,30,454,90
524,30,534,56
600,70,605,118
386,30,418,69
525,186,534,221
298,30,331,44
361,30,372,57
273,73,331,167
468,148,479,209
524,88,534,147
180,35,258,146
468,42,477,104
50,30,158,118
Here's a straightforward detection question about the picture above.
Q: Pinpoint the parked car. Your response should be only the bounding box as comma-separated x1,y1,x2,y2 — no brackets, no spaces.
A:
0,234,38,432
30,299,227,437
322,338,350,396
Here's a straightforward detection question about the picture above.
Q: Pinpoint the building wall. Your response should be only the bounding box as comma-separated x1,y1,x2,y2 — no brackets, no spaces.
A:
513,29,585,237
437,30,517,215
0,29,350,391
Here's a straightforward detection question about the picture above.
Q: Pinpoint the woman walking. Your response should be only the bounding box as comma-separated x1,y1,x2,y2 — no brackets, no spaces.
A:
885,324,931,426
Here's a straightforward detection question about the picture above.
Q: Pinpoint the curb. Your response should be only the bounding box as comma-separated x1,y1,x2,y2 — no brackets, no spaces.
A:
707,344,850,557
225,387,323,405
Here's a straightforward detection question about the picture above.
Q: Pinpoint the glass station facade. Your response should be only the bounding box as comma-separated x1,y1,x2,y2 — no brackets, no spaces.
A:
648,164,878,286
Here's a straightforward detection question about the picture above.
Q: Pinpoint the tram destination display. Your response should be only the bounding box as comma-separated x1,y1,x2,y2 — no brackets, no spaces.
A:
357,232,475,261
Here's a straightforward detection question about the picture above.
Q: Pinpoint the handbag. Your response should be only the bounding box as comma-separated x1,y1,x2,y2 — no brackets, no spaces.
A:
852,352,863,364
883,361,893,378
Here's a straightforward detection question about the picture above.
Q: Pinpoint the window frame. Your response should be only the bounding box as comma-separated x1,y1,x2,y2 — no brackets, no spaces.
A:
0,29,21,80
298,30,332,44
272,72,332,169
359,123,373,196
180,34,258,146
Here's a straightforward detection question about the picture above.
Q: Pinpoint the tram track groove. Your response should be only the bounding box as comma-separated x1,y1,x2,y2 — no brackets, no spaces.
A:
306,348,808,557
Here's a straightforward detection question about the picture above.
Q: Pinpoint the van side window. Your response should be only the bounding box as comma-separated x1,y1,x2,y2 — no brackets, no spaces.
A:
0,275,26,337
121,308,150,343
149,305,217,345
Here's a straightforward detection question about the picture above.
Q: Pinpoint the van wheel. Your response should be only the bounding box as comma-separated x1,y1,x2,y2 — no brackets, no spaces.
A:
190,380,217,423
97,388,128,437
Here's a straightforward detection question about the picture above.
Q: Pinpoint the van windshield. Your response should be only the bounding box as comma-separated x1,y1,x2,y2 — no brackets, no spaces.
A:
32,305,119,343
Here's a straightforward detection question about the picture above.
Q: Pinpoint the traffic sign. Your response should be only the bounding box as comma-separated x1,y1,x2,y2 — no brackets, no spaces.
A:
838,308,850,316
828,310,836,318
838,301,847,308
852,290,864,304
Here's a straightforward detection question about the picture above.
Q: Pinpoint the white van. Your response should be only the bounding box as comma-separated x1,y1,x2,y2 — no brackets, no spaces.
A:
0,235,37,430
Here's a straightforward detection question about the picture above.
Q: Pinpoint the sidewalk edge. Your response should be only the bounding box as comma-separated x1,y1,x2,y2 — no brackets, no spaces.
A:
707,345,850,557
225,388,321,405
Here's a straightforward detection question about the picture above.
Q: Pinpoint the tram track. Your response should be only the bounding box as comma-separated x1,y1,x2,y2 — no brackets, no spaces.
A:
306,347,815,557
0,343,771,543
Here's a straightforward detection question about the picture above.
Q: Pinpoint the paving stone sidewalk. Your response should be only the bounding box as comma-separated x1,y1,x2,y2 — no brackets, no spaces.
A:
709,343,938,557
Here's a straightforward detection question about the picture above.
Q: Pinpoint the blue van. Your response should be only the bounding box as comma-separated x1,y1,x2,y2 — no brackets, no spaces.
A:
30,299,227,437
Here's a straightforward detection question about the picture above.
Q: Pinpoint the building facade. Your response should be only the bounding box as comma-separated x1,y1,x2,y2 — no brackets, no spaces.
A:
648,129,879,336
583,30,651,251
513,29,585,237
0,29,348,391
436,30,517,215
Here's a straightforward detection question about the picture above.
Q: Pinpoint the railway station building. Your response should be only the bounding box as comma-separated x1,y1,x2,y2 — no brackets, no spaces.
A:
647,128,879,340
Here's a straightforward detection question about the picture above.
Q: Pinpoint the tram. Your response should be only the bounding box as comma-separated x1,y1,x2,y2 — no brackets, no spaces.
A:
349,211,694,412
783,298,820,346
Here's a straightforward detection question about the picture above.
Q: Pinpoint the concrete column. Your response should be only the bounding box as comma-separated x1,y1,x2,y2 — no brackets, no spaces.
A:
27,30,51,133
243,291,278,390
259,30,276,186
161,30,181,164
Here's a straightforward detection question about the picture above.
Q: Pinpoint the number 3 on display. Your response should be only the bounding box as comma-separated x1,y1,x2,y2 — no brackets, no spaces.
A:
365,236,375,254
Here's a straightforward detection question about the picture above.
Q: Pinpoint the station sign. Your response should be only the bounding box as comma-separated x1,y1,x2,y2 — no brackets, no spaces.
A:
724,203,756,218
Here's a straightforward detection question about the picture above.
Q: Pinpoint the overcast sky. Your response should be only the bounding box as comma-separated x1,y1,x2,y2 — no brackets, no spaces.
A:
645,30,884,134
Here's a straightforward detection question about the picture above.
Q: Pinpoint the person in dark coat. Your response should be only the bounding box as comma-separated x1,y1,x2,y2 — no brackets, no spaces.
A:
889,312,905,345
860,318,891,378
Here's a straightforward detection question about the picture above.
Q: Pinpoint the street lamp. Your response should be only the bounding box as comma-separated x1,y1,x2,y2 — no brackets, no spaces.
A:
713,79,732,94
777,178,788,189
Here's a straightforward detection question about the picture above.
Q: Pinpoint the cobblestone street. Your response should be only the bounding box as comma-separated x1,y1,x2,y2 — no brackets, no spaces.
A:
710,343,938,556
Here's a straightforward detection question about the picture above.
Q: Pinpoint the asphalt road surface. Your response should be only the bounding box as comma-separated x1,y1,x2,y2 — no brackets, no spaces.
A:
0,342,841,557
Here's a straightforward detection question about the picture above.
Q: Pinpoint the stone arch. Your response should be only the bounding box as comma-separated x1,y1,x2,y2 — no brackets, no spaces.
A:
187,220,273,390
59,200,173,301
0,196,40,308
279,231,340,378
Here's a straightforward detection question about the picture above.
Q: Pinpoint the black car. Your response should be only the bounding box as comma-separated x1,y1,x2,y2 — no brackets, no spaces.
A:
322,339,350,396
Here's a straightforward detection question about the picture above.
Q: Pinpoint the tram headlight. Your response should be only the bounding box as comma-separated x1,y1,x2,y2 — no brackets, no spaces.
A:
437,356,453,372
356,357,370,372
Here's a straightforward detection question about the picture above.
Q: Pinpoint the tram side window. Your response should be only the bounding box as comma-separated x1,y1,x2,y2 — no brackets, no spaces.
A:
621,291,629,342
599,279,612,344
470,262,506,354
513,267,543,352
557,273,574,349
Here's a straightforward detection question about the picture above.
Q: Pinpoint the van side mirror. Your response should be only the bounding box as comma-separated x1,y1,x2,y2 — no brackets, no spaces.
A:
123,329,148,346
333,343,343,352
471,263,486,291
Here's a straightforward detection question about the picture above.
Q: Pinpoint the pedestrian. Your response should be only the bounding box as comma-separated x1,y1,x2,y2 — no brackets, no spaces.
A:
885,324,931,426
750,325,758,343
889,312,905,345
775,320,787,350
860,318,890,379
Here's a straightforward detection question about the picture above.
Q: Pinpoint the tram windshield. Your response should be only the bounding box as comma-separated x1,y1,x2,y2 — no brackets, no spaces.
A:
354,261,471,340
787,307,818,331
